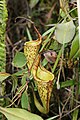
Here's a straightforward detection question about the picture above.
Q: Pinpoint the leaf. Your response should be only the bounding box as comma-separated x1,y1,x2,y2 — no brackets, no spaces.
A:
72,109,79,120
12,52,27,68
55,21,75,44
0,106,43,120
40,30,53,52
42,58,48,67
21,74,28,113
26,28,32,41
13,68,28,76
33,91,46,114
21,90,29,109
29,0,39,9
49,41,60,51
21,74,27,85
73,49,80,58
52,47,62,73
60,79,75,88
11,75,18,92
42,27,55,37
69,34,79,59
0,72,10,82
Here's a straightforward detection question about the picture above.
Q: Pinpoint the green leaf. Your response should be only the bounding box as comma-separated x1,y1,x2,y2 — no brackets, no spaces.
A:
72,109,79,120
42,27,55,37
69,34,79,59
55,21,75,44
49,41,60,51
52,47,62,73
26,28,32,41
0,106,43,120
0,72,10,82
73,49,80,58
42,58,48,67
21,90,29,109
60,79,75,88
40,30,54,52
12,52,27,68
21,74,27,85
11,75,18,92
13,68,28,76
29,0,39,9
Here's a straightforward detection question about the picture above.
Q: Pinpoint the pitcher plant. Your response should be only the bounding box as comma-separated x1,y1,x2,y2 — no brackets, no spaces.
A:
24,25,54,114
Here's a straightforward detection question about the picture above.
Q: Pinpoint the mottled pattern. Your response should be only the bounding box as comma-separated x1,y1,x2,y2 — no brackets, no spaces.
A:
36,80,53,112
24,35,54,113
24,39,41,69
32,55,54,113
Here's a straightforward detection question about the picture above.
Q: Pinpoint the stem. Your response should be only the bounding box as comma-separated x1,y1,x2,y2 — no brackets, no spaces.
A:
26,28,32,41
52,47,62,73
77,0,80,48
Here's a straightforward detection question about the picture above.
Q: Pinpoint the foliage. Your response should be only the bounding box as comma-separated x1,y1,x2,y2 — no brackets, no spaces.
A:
0,0,8,72
0,106,43,120
0,0,8,119
70,34,79,59
55,21,75,44
12,52,27,68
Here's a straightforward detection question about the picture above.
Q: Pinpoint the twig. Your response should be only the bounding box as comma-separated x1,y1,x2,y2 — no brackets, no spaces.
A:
7,81,29,107
61,104,80,119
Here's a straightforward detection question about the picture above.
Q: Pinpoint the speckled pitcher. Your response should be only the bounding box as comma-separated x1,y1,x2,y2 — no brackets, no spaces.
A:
24,26,54,114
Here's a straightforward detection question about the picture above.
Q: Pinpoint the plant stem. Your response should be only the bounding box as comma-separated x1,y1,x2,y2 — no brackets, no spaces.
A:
26,28,32,41
77,0,80,48
52,47,62,73
72,62,79,120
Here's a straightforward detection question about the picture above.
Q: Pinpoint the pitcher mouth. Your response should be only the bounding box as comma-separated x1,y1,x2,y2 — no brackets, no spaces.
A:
24,38,42,46
36,66,54,82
